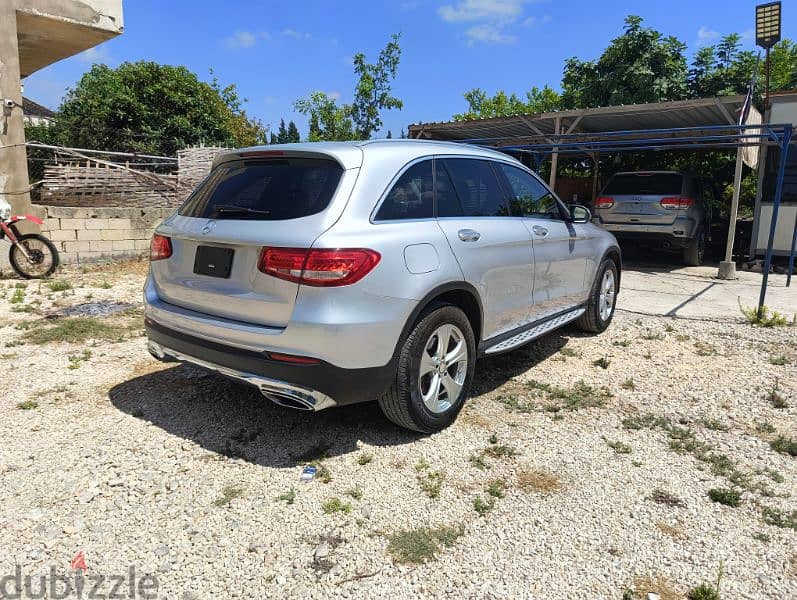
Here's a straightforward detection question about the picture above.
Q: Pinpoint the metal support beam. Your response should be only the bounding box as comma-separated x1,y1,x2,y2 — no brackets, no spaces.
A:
718,148,745,279
758,124,792,315
548,117,561,190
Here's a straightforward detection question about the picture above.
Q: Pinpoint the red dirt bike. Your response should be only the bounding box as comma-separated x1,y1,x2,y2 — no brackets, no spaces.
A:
0,213,59,278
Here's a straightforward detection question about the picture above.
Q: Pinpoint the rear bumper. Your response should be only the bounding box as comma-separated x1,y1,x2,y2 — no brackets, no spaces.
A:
593,218,698,245
146,318,396,408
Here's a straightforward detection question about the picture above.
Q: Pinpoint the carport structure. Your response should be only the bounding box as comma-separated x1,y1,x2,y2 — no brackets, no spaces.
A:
408,96,794,314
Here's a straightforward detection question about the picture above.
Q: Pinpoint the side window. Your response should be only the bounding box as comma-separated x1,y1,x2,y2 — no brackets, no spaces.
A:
497,163,562,220
439,158,510,217
375,160,434,220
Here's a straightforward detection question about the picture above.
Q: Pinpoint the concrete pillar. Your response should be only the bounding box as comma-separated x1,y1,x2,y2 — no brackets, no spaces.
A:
718,148,744,280
0,1,33,216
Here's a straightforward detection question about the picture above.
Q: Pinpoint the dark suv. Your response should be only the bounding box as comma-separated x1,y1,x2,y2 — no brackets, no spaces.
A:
591,171,709,265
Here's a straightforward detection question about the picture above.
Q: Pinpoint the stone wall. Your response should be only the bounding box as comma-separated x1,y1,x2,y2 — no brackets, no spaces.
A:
38,205,171,264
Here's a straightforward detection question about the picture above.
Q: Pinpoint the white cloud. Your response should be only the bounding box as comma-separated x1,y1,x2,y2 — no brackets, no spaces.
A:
465,24,515,45
78,46,110,63
439,0,528,23
328,91,341,101
225,31,257,49
282,28,311,40
523,14,551,26
439,0,543,45
696,26,720,46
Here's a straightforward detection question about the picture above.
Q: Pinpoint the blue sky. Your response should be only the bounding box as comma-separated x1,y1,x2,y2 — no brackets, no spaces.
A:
23,0,790,144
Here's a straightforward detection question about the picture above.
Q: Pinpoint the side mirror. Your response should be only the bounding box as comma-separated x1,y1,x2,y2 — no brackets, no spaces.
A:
569,204,591,224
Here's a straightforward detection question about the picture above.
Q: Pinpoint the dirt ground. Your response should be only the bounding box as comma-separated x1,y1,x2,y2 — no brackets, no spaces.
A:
0,259,795,599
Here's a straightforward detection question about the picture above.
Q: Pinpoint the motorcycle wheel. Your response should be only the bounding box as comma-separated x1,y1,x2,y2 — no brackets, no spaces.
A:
9,234,60,279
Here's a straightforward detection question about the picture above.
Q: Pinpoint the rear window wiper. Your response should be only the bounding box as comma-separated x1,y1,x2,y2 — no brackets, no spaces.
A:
213,205,271,217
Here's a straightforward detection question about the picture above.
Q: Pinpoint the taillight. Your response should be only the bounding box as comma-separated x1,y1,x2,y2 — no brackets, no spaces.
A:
595,196,614,209
150,234,172,261
258,247,381,287
660,197,694,209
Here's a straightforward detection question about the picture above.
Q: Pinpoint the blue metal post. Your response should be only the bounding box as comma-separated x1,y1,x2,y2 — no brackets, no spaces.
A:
787,209,796,287
758,124,792,314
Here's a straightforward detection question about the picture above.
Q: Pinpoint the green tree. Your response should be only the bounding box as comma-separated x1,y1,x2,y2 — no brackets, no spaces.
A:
294,92,355,141
287,120,300,142
52,61,265,156
688,35,756,98
276,118,288,143
269,131,278,144
768,39,797,90
295,33,403,141
454,86,560,120
351,33,403,139
561,16,688,109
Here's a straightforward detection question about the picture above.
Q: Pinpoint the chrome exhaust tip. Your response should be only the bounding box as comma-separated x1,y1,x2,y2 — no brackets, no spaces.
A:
263,390,315,411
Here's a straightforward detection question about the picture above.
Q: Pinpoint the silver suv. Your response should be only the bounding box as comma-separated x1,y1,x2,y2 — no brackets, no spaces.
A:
145,140,621,432
592,171,709,265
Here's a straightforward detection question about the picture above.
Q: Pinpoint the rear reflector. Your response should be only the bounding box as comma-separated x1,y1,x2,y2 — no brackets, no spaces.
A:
258,247,381,287
594,196,614,209
150,234,172,261
660,197,694,209
267,352,321,365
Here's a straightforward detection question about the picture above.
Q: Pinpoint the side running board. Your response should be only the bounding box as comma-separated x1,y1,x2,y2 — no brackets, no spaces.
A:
483,307,585,355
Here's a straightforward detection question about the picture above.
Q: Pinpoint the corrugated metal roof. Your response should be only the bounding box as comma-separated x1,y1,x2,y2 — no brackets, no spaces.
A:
408,96,759,143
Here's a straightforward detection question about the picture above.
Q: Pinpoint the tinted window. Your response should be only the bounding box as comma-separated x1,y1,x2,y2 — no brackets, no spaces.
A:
603,173,683,196
179,158,343,220
375,160,434,220
439,159,510,217
497,163,562,219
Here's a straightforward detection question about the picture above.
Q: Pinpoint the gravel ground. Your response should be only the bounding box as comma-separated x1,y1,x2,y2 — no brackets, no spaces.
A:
0,260,795,599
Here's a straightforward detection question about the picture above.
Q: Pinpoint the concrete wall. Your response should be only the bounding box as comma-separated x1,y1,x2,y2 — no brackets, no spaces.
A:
39,205,168,264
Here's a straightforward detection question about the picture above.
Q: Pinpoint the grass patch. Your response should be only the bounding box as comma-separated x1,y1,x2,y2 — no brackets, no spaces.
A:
592,357,611,369
649,488,686,508
761,506,797,529
708,488,741,507
693,340,717,356
482,444,520,459
414,458,430,472
213,485,244,507
605,438,632,454
345,487,363,500
386,523,465,564
766,381,789,409
321,497,351,514
469,452,488,470
631,574,681,600
640,330,664,341
517,468,561,493
16,399,38,410
47,280,72,292
769,355,791,366
687,584,720,600
356,452,373,466
545,380,612,411
613,339,630,347
10,288,24,304
276,488,296,505
770,436,797,457
67,349,92,370
622,413,670,431
702,418,729,432
739,301,792,327
473,496,495,516
485,478,507,499
621,379,636,390
559,347,579,357
417,470,444,499
23,317,132,345
754,419,776,434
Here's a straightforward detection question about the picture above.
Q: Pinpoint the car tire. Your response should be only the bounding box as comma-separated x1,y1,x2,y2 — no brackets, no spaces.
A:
682,228,705,266
378,304,476,433
575,258,619,334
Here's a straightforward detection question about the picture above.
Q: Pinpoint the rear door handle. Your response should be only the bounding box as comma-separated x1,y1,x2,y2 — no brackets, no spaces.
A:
532,225,549,237
458,229,481,242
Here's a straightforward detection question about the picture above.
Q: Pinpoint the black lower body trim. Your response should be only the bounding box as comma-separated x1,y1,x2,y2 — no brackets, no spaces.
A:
145,318,395,406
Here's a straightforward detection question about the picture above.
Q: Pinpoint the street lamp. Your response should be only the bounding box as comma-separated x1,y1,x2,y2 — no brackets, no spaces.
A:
756,1,782,109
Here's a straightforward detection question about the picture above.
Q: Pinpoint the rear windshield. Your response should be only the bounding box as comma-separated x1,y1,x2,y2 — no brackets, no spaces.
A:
603,173,683,196
179,158,343,220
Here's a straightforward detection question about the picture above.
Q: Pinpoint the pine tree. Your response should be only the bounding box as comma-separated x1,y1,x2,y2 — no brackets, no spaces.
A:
269,131,278,145
277,118,288,144
287,120,300,143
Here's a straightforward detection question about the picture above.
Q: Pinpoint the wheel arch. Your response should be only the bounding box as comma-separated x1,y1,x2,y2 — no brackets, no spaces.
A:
394,282,484,359
602,245,622,287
